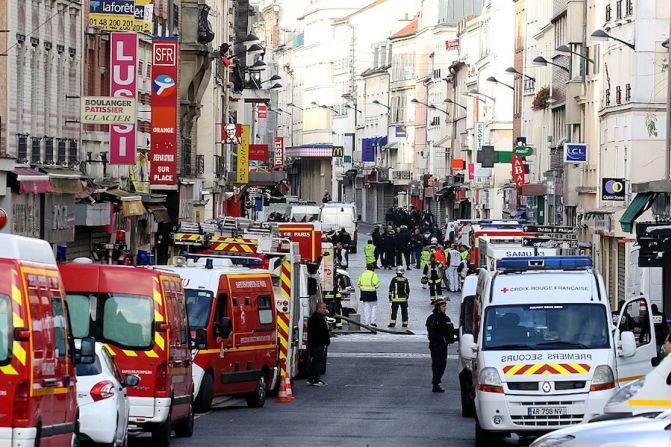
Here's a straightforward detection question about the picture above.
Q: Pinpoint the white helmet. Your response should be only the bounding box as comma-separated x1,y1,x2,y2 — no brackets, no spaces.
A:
431,237,438,244
396,266,405,274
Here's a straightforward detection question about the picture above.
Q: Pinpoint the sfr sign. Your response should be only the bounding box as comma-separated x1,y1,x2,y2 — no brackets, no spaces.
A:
154,42,177,66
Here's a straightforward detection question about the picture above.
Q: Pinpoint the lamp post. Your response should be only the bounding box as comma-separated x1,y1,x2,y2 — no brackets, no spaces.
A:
372,99,390,110
532,56,570,73
504,66,536,82
429,104,449,116
444,98,467,110
486,76,514,91
591,29,636,50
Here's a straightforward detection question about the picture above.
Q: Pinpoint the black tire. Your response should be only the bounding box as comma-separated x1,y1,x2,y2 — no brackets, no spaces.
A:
194,373,214,413
245,375,267,408
174,399,194,438
475,419,495,447
151,410,171,447
458,368,476,418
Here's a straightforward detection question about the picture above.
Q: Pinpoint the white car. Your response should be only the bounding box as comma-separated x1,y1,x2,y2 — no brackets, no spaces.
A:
76,342,140,446
530,410,671,447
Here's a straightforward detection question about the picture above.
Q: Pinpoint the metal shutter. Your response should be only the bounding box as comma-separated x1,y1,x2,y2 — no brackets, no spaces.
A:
618,242,626,303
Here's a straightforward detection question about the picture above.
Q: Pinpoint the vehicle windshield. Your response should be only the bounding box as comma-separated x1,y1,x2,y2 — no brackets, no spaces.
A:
66,293,153,349
185,289,213,329
291,212,320,222
482,303,610,350
0,295,10,363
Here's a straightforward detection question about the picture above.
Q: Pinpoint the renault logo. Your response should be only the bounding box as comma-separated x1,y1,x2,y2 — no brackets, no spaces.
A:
542,382,552,393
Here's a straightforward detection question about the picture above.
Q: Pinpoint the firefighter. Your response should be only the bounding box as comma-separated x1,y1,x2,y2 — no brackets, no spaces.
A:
388,266,410,328
426,298,454,392
422,253,444,305
324,273,345,330
364,239,376,267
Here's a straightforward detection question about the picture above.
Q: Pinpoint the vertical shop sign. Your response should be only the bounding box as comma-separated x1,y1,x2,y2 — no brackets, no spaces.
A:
512,155,525,188
149,38,179,186
110,32,138,164
274,137,284,169
237,125,250,184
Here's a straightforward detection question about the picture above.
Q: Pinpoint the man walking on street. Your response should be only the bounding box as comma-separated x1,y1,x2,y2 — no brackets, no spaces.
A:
307,302,330,386
411,228,424,269
447,244,462,292
382,226,397,269
388,266,410,328
426,298,454,392
358,263,381,327
396,225,412,270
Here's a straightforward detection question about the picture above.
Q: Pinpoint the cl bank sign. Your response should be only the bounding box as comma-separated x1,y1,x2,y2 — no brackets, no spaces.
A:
564,143,587,163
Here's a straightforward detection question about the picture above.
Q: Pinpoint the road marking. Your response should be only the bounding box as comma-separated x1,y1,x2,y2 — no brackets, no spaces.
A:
330,352,459,360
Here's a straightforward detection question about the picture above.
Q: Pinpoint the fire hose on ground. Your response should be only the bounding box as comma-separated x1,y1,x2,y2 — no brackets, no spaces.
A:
331,314,415,335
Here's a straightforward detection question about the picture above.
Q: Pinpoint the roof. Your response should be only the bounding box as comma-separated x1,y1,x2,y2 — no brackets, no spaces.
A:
0,234,57,265
390,17,418,39
335,0,387,23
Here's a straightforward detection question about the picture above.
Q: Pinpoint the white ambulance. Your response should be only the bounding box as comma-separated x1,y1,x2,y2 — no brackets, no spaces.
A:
458,256,657,446
477,235,557,272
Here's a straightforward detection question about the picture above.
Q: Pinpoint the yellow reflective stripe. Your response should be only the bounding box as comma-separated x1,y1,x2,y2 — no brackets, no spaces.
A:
629,399,671,407
145,350,159,358
13,342,26,366
13,312,24,328
32,386,70,396
122,350,138,357
104,345,115,356
154,334,166,351
154,310,164,323
573,364,589,374
226,343,276,353
550,363,570,375
618,375,643,383
277,319,290,334
196,349,220,355
0,364,18,375
523,364,544,375
505,364,525,376
11,285,22,305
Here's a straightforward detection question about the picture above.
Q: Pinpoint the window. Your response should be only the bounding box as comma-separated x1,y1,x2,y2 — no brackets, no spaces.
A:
625,83,631,101
185,289,213,329
44,137,53,163
258,295,273,325
616,0,622,19
51,298,67,358
103,294,153,349
17,135,27,162
482,304,610,350
618,298,652,347
606,3,612,21
605,88,611,105
178,294,189,345
213,293,229,338
31,137,41,164
460,295,475,335
68,140,77,164
65,293,95,338
75,355,102,376
626,0,633,16
616,85,622,104
0,295,10,364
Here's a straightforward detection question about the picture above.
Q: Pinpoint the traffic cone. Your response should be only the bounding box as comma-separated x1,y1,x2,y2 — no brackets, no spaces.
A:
284,374,294,401
276,371,291,403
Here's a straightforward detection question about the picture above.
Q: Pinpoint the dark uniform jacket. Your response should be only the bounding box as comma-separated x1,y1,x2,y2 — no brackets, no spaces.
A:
308,312,331,349
423,260,444,280
426,310,454,346
389,276,410,302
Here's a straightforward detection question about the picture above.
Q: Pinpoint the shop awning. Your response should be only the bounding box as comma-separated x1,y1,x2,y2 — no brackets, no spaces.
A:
147,205,171,223
13,167,53,193
620,192,657,233
105,189,147,217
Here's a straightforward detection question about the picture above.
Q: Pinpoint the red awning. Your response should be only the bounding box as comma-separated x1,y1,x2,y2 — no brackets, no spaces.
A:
13,167,53,194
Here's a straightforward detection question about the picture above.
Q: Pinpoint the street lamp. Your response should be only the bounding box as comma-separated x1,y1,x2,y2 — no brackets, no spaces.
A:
311,101,338,113
372,99,390,110
261,74,282,84
287,102,304,111
344,103,362,113
532,56,570,73
238,33,260,45
248,60,267,71
504,66,536,82
410,98,431,107
463,90,495,102
232,43,265,58
591,29,635,50
556,45,595,64
268,83,283,90
444,98,467,110
429,104,449,116
486,76,514,90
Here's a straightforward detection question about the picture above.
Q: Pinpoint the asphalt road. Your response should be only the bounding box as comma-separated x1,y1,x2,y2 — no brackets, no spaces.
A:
165,224,483,447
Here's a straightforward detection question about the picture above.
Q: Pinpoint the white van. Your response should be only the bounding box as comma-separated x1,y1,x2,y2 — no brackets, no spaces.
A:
458,256,657,446
320,203,358,253
288,203,321,223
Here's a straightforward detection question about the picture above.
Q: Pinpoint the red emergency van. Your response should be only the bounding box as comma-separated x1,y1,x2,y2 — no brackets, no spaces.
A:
160,260,278,413
0,234,83,446
59,263,194,446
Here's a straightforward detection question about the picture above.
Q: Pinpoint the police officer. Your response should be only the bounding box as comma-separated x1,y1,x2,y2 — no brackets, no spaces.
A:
364,239,376,267
388,266,410,328
422,253,444,305
426,298,454,392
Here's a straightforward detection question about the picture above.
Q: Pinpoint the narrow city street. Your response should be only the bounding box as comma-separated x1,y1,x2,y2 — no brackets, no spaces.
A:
167,225,477,447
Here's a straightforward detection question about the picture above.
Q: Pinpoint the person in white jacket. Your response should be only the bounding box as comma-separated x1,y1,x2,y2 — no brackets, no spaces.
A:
447,245,462,292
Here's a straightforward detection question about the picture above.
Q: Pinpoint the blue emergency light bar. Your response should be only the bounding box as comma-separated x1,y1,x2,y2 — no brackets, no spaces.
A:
497,256,592,272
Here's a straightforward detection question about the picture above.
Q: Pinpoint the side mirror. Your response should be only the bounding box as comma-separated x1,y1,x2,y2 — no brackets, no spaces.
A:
357,215,362,221
459,333,478,360
78,336,96,365
193,328,208,350
619,331,637,357
123,374,141,388
217,317,233,339
155,321,169,332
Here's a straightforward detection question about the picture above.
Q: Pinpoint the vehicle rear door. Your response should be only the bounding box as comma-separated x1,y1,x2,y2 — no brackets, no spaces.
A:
615,295,657,384
162,278,190,405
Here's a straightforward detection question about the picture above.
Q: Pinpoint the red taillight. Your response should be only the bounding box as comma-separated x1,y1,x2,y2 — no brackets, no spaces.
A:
477,384,504,393
90,380,115,401
13,380,30,423
155,361,168,395
590,382,615,392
